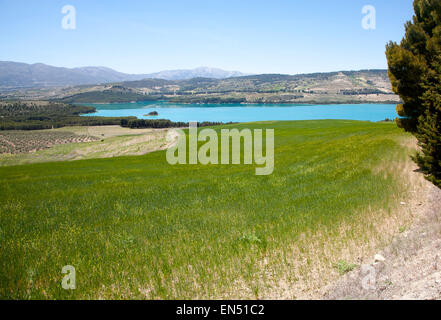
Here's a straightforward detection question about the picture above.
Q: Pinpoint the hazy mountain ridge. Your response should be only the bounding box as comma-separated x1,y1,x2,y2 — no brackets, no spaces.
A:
0,61,247,89
144,67,248,80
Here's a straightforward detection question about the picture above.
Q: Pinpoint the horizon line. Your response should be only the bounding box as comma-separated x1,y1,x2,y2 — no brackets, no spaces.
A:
0,60,388,78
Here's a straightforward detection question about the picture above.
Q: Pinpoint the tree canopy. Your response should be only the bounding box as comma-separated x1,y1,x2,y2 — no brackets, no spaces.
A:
386,0,441,186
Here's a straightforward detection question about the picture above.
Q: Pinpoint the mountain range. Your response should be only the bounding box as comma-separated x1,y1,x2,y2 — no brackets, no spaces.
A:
0,61,247,89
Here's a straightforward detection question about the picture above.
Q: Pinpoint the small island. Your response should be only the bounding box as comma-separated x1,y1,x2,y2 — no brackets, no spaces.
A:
144,111,159,116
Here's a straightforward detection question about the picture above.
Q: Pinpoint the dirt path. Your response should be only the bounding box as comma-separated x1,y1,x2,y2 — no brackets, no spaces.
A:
323,172,441,300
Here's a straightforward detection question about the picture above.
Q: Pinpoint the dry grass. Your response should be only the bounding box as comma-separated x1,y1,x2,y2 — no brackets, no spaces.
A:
52,125,164,139
323,165,441,299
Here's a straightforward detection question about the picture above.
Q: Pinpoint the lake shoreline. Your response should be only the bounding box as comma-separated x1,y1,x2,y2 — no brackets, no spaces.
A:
81,102,399,123
80,100,400,106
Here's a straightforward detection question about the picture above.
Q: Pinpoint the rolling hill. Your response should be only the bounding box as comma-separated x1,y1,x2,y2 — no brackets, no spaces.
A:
53,70,400,104
0,63,401,104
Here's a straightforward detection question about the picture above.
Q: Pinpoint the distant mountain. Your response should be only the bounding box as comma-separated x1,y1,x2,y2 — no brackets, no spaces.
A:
142,67,247,80
0,61,137,88
0,61,247,89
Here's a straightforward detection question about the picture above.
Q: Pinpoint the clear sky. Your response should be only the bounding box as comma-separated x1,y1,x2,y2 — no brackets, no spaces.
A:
0,0,415,75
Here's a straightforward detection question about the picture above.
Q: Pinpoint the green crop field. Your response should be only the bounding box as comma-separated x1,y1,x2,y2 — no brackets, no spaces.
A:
0,120,415,299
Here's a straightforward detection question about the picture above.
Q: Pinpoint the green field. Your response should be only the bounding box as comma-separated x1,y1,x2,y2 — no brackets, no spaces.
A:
0,120,414,299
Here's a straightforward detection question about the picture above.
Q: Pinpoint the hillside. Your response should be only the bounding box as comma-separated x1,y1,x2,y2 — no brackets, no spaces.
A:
0,120,415,299
1,69,401,104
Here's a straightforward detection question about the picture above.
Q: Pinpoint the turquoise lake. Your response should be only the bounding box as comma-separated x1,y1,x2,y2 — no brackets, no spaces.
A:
82,102,398,123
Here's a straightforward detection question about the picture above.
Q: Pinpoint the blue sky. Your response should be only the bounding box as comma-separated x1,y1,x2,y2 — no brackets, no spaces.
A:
0,0,414,74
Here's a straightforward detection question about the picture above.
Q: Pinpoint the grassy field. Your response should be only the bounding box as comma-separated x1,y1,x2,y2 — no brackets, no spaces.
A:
0,120,415,299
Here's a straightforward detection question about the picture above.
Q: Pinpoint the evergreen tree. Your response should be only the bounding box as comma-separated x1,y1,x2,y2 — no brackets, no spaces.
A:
386,0,441,187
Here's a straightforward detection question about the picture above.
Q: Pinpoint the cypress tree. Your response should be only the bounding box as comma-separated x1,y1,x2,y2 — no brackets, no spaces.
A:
386,0,441,187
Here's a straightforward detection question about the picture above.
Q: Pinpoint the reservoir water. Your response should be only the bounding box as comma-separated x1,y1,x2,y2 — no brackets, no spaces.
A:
82,102,398,123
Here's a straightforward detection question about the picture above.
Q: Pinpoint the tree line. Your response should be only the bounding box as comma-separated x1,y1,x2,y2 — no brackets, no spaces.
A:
0,101,136,130
120,118,234,129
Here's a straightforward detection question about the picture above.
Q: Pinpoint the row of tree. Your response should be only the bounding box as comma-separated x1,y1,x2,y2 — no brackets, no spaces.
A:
120,118,233,129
